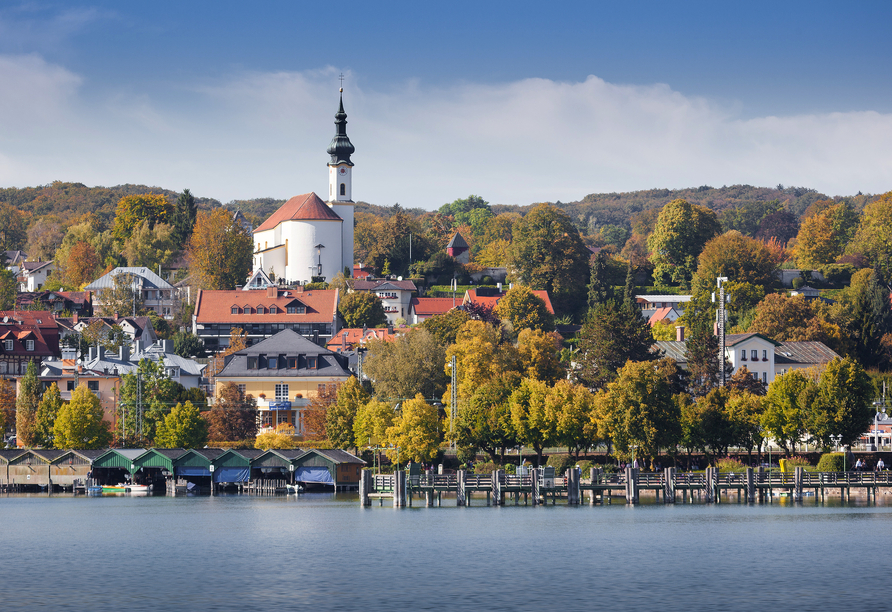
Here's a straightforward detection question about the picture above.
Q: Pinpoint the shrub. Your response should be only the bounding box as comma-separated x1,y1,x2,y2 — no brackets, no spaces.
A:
816,453,846,472
780,455,812,472
504,463,516,475
791,277,804,290
577,460,594,475
473,461,499,474
545,453,576,476
715,457,745,472
456,446,477,465
820,263,856,285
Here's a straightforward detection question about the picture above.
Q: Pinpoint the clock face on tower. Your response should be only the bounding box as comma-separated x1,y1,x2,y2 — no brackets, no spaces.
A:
339,167,347,175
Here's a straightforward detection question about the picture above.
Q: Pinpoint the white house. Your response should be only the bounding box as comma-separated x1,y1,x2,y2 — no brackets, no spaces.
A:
353,279,417,324
85,267,177,319
16,261,55,291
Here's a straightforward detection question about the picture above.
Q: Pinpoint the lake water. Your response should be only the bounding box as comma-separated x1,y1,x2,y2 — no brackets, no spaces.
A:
2,492,892,612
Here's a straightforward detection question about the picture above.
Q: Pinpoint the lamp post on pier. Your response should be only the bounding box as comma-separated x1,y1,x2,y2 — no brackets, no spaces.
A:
831,434,844,473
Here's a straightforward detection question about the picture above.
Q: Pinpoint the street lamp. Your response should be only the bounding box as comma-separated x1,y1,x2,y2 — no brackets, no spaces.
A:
872,401,887,452
830,434,844,472
630,445,638,470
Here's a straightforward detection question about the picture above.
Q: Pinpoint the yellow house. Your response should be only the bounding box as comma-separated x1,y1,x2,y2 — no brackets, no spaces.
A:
215,329,351,435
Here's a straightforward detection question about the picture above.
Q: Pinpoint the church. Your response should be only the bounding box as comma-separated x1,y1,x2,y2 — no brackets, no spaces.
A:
252,90,356,285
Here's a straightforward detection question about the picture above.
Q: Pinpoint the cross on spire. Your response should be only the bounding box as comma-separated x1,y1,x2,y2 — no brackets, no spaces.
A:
338,72,345,92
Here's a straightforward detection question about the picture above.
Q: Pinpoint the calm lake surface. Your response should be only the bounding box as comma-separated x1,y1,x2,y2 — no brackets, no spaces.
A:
3,492,892,612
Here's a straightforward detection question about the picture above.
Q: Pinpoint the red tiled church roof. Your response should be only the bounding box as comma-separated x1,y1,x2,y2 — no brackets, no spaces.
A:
254,193,342,233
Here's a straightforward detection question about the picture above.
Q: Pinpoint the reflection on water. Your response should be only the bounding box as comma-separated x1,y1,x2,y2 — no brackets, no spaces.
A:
2,492,891,611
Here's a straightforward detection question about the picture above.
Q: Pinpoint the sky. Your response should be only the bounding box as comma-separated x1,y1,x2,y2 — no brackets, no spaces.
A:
1,1,891,210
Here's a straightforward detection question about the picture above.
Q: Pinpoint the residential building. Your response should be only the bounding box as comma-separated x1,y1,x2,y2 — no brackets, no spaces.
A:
54,315,158,359
353,278,417,324
215,329,351,434
326,327,401,353
408,297,456,324
462,287,555,314
252,92,355,285
85,267,177,319
16,290,92,316
192,285,340,351
15,260,55,291
0,311,60,382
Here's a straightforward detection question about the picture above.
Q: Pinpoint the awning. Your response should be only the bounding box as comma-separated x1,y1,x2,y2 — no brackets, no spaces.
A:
295,466,333,484
176,466,211,478
214,467,249,483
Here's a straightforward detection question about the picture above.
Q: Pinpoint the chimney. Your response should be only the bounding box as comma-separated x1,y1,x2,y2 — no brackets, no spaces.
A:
675,326,685,342
97,346,105,360
72,312,78,325
163,339,174,353
114,312,120,320
88,346,95,361
266,286,278,298
119,343,130,362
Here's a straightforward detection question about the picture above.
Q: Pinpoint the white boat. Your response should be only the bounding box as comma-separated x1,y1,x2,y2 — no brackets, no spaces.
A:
286,484,304,494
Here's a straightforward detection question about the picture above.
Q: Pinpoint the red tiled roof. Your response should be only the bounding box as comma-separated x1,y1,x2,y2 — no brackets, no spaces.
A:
0,310,60,358
648,307,673,326
326,327,400,351
463,288,555,315
410,297,457,317
254,193,342,232
194,288,339,324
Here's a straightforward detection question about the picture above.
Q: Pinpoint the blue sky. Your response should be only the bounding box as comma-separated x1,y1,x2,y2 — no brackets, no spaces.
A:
1,1,891,209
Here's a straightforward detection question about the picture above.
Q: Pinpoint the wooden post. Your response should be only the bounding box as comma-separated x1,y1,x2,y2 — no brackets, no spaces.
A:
665,467,676,503
456,469,466,506
360,470,370,506
589,467,600,505
746,467,755,503
531,468,540,506
393,470,406,508
793,466,803,502
493,470,503,506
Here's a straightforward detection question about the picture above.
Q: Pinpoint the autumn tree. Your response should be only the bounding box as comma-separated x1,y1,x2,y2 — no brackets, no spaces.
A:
576,300,657,390
385,394,440,464
0,268,15,310
188,208,254,290
15,361,41,447
363,328,447,401
516,328,565,386
727,365,767,396
508,203,590,314
748,293,846,354
509,377,555,466
303,385,337,441
154,401,208,448
453,372,520,463
0,203,27,252
96,271,144,317
170,188,197,245
353,399,395,448
648,198,721,288
26,218,64,262
66,241,102,287
848,191,892,280
206,382,258,442
420,309,470,346
551,380,600,459
445,320,518,401
255,424,299,450
494,284,554,334
34,383,63,448
691,231,779,295
755,210,799,244
326,377,368,449
338,291,387,329
806,357,873,448
684,387,736,464
112,193,172,242
123,220,177,270
726,392,766,464
0,379,15,436
53,384,112,449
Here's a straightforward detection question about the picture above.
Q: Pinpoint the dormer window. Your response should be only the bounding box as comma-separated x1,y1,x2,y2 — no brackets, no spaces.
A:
287,357,298,369
307,356,318,369
243,305,253,314
231,306,240,315
270,306,278,314
257,306,265,314
247,356,258,369
26,340,34,351
3,339,11,351
287,305,306,314
268,356,277,369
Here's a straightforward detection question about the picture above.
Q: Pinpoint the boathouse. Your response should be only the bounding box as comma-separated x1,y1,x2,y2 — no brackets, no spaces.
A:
292,448,364,490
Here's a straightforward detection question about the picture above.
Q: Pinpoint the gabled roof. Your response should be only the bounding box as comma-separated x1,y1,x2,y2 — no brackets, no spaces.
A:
194,288,338,325
326,327,401,351
410,297,456,317
463,288,555,315
21,260,54,273
85,267,174,291
354,279,417,292
217,329,351,379
303,448,366,465
447,233,469,249
775,341,840,365
724,333,781,347
244,268,275,290
254,193,342,233
0,310,60,357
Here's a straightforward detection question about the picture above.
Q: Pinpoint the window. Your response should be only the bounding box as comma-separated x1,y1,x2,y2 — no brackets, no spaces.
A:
257,306,265,314
762,350,768,361
752,372,758,380
277,411,290,424
24,339,34,351
267,356,277,369
275,384,289,401
237,384,246,395
751,350,758,361
740,350,747,361
270,306,278,314
307,356,317,369
87,381,99,392
67,380,75,391
247,356,258,369
762,372,767,383
340,183,346,196
0,362,5,374
287,305,305,314
20,362,27,374
243,306,252,314
287,357,298,369
231,307,240,315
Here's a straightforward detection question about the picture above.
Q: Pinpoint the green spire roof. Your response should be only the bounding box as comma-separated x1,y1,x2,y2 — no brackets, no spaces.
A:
327,92,355,166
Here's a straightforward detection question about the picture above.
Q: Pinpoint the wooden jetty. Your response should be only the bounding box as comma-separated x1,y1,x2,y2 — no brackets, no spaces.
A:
360,466,892,507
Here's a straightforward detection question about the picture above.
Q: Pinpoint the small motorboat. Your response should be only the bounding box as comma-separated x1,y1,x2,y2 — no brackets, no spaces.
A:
102,483,151,493
286,484,304,494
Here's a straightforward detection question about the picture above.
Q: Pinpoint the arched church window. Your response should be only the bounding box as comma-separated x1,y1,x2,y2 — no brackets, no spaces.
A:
340,183,346,196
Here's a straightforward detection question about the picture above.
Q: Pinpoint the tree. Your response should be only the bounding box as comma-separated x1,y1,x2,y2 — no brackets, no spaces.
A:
453,372,520,463
326,377,368,449
66,241,102,287
53,384,112,449
0,379,16,435
338,291,387,329
476,238,511,268
445,321,518,401
303,385,336,441
691,231,779,295
794,209,840,268
15,361,41,447
439,194,490,218
587,250,613,308
206,382,258,442
755,210,799,244
748,293,847,354
171,189,198,245
806,357,873,448
681,294,730,396
508,203,590,314
385,394,440,464
849,191,892,281
353,399,395,448
847,268,892,369
188,208,254,290
509,377,555,466
726,392,766,464
595,358,684,466
0,203,27,252
255,424,299,450
119,358,179,444
122,220,177,270
494,285,554,334
34,383,63,448
96,271,144,317
27,218,64,262
576,300,657,390
363,328,447,401
154,401,208,448
761,369,815,455
727,365,767,396
684,387,736,463
420,308,469,346
516,328,565,386
551,380,600,459
173,331,205,358
648,199,721,288
112,193,172,242
0,268,15,310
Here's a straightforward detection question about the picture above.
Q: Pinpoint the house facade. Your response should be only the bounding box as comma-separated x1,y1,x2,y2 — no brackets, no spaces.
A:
408,297,456,324
16,290,92,316
85,267,177,319
353,279,417,324
192,285,340,351
15,260,55,292
0,311,60,382
215,329,351,434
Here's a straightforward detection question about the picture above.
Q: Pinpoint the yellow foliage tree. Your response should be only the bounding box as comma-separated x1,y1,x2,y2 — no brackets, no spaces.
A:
188,208,254,290
53,384,112,449
254,423,299,450
385,394,439,464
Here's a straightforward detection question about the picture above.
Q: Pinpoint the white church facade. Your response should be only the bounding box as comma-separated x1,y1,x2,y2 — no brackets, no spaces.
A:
252,91,355,285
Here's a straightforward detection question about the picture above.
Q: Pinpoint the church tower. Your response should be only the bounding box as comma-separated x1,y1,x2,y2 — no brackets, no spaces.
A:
327,88,355,276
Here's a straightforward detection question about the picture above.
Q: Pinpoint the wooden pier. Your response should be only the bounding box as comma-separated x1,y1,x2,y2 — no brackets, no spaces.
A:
360,466,892,507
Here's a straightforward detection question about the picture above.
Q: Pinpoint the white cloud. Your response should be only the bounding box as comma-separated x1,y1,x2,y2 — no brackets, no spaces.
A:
0,59,890,206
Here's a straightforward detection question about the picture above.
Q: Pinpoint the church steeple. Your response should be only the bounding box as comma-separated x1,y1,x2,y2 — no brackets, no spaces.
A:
327,90,355,167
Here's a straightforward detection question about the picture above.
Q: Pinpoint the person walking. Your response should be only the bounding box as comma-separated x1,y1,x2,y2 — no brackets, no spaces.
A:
877,457,886,471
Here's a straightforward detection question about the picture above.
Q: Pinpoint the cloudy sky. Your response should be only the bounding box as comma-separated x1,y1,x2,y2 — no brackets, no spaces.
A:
1,1,891,210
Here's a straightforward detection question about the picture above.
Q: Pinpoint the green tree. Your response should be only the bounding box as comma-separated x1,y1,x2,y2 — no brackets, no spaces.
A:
112,193,172,242
806,357,873,448
576,300,657,390
206,382,258,442
53,384,112,449
596,358,684,466
761,369,815,455
0,268,16,310
15,361,41,447
691,231,779,295
0,203,27,252
684,387,736,464
353,399,395,448
170,188,197,245
326,377,368,449
508,203,590,314
419,308,469,346
96,272,145,317
34,383,63,448
587,250,613,308
363,328,447,401
154,401,208,448
453,372,520,463
188,208,254,290
509,377,556,466
847,268,892,369
551,380,600,459
173,331,205,358
338,291,388,329
494,285,554,334
849,191,892,280
122,220,177,270
119,358,179,444
439,194,490,218
726,392,766,463
648,198,721,287
385,394,440,464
